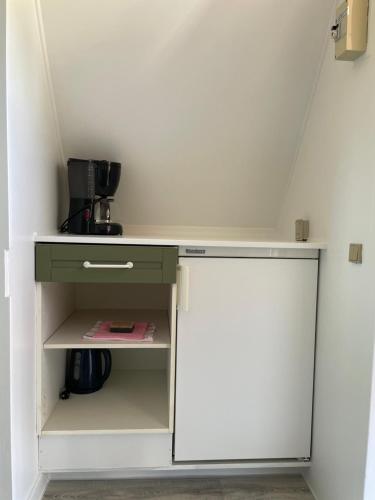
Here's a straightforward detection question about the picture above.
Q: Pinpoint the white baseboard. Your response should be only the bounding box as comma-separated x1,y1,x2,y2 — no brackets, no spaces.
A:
49,466,308,481
27,473,49,500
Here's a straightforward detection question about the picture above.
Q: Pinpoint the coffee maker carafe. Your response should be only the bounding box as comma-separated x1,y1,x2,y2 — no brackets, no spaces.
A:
61,158,123,235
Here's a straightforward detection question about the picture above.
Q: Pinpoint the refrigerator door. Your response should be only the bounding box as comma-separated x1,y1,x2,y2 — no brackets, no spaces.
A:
174,257,318,462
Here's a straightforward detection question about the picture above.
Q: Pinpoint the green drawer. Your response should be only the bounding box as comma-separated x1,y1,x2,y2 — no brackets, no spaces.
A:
35,244,178,284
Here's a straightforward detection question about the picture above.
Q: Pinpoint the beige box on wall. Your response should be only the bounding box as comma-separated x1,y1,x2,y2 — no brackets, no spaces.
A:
333,0,369,61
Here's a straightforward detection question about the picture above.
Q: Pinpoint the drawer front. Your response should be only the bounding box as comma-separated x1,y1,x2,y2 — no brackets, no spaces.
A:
35,244,177,283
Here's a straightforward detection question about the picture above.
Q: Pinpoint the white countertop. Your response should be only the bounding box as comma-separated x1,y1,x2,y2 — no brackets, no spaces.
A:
35,226,327,250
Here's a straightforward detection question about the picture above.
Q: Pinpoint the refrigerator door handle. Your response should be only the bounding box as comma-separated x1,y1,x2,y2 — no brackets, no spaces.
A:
177,264,189,312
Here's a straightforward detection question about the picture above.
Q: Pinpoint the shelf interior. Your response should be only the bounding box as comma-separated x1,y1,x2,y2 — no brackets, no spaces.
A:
39,282,176,436
44,309,171,349
42,369,169,435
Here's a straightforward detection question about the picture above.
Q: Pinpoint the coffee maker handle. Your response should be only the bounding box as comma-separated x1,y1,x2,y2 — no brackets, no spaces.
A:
101,350,112,384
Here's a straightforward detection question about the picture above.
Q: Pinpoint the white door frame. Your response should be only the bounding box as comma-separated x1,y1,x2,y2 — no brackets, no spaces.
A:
0,0,12,498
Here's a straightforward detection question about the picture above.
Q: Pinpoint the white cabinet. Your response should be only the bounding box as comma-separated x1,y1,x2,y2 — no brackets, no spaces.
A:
175,257,318,462
36,280,178,470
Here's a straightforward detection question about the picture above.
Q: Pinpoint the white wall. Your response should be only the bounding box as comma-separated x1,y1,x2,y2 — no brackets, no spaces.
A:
365,347,375,500
40,0,332,229
6,0,62,498
278,2,375,499
0,0,12,498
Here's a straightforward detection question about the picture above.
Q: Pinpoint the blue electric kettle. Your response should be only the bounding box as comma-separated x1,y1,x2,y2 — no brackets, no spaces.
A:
64,349,112,395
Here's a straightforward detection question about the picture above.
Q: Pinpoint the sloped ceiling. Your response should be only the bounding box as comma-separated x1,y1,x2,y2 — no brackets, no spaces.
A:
40,0,333,228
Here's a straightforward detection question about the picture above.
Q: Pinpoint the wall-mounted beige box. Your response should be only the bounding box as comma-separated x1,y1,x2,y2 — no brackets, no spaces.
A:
332,0,369,61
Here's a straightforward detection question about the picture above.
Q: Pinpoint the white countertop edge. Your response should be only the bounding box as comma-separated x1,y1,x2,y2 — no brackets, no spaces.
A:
34,233,327,250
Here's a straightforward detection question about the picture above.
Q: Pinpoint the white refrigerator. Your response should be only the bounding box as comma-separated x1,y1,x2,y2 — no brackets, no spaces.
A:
174,256,318,462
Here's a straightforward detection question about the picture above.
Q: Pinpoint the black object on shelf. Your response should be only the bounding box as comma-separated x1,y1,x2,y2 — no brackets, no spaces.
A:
64,348,112,395
60,158,123,235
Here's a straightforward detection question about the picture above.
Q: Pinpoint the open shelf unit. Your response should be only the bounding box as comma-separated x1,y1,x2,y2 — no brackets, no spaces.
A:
44,309,171,349
37,282,177,437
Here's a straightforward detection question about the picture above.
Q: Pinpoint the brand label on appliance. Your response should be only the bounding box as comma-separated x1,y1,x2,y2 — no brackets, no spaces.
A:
185,248,206,255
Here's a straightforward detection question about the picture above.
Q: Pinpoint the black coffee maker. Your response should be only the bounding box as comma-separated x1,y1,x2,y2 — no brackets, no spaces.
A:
61,158,123,235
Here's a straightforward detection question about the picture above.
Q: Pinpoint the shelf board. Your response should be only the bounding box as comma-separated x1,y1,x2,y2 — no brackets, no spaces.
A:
44,309,171,349
42,370,169,435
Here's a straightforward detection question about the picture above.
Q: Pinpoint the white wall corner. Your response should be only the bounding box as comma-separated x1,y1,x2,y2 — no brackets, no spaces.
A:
34,0,68,225
26,473,49,500
33,0,64,166
276,0,337,239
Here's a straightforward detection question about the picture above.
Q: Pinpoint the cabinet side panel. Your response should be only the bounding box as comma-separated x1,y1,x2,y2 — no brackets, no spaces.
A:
39,283,75,432
41,350,66,431
41,283,75,343
167,284,177,431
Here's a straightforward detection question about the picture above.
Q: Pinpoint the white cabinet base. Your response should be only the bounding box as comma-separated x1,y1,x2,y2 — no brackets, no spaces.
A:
39,434,172,471
47,460,310,481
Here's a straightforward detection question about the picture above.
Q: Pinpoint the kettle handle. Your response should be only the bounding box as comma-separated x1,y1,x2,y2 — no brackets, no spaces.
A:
101,349,112,384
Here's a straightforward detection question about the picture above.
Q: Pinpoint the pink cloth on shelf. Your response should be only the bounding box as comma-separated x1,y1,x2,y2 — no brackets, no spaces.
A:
97,321,148,340
83,321,155,341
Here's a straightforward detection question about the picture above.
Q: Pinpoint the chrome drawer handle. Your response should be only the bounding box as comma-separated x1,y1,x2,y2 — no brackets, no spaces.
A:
82,260,134,270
